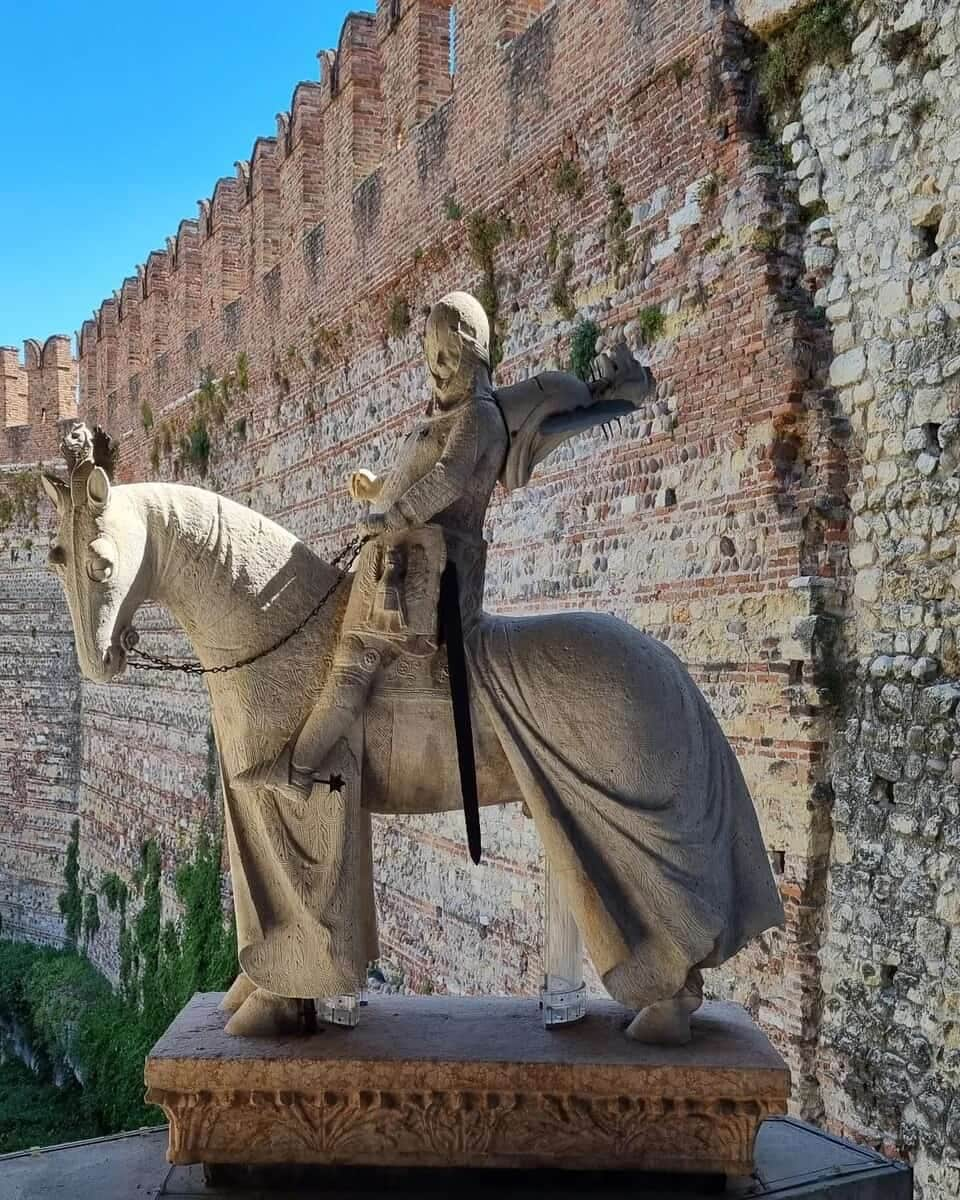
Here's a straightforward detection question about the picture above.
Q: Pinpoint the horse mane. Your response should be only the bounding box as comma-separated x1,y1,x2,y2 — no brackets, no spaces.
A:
120,479,344,595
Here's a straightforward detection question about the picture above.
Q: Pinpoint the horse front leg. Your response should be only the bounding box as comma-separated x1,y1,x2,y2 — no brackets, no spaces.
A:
218,972,257,1013
223,735,377,1038
224,990,305,1036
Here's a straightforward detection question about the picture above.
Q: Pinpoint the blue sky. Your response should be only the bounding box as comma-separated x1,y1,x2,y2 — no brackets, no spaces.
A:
0,1,375,351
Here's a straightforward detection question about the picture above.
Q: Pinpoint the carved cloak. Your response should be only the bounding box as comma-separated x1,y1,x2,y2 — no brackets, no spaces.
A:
466,611,785,1010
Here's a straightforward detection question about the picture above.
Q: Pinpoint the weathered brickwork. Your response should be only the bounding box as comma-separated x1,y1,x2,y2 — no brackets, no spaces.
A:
0,467,80,945
6,0,955,1185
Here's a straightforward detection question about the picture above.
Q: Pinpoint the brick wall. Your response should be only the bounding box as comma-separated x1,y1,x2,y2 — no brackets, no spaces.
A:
0,464,80,945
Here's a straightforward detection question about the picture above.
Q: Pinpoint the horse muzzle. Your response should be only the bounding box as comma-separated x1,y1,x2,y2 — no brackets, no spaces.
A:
97,628,137,680
100,643,127,679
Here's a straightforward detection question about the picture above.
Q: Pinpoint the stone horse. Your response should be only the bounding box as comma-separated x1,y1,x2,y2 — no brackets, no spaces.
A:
42,431,783,1044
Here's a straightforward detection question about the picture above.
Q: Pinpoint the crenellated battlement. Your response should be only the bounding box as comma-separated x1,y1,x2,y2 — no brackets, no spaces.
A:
4,0,713,464
0,336,78,464
52,1,600,452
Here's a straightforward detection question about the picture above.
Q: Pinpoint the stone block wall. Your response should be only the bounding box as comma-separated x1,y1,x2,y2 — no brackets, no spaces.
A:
776,2,960,1194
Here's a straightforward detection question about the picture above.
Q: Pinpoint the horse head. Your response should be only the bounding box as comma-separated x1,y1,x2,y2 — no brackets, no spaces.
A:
42,422,149,683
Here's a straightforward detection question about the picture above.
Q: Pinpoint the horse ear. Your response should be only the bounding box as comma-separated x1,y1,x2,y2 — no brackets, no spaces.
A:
41,472,70,515
85,466,111,513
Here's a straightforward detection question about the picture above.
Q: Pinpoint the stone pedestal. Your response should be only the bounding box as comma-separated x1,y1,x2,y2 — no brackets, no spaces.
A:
145,992,790,1177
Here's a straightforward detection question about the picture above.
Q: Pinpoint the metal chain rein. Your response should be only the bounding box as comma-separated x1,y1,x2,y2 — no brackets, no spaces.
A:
127,536,368,676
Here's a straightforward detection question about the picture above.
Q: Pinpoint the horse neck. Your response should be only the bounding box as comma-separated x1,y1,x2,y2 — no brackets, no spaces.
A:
134,483,343,669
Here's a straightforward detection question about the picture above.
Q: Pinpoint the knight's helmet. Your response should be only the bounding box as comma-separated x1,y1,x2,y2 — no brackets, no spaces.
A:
425,292,491,370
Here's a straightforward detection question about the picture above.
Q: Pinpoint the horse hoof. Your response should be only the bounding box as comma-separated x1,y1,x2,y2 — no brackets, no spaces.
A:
224,989,303,1036
624,995,699,1046
219,973,258,1014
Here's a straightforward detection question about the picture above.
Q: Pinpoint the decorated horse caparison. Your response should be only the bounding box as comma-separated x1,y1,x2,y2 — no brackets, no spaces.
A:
42,292,783,1045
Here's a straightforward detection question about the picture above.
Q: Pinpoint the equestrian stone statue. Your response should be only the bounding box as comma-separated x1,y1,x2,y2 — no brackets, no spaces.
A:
41,292,783,1045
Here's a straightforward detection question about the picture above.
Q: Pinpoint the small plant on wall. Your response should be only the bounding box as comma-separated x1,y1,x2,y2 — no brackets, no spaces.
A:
637,304,666,344
235,351,250,392
0,472,41,534
569,319,601,381
554,157,586,201
550,250,576,320
606,180,633,273
182,417,212,477
756,0,853,120
387,295,411,340
468,209,514,368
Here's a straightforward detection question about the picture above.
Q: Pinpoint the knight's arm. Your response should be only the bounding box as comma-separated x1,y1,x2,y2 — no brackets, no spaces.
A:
382,403,480,529
496,348,655,491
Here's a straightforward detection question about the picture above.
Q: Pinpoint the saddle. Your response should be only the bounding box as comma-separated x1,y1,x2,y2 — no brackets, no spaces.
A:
345,524,483,861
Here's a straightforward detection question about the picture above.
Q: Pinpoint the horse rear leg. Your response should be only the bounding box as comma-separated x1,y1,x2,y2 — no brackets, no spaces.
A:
624,968,704,1045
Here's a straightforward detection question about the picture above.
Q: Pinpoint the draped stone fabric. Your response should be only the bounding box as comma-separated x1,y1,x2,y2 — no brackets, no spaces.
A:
466,612,785,1011
226,731,379,1000
229,603,784,1009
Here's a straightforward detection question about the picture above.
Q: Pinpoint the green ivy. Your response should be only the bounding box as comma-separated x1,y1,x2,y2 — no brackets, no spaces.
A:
0,940,39,1028
205,723,219,803
0,1057,100,1154
57,820,82,948
467,210,513,369
134,841,162,1022
100,872,129,914
82,892,100,942
0,821,237,1149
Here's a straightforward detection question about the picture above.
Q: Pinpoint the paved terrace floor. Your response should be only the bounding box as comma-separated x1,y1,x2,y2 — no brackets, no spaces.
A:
0,1117,910,1199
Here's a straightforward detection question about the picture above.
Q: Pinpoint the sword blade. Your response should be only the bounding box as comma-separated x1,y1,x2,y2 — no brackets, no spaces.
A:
439,561,482,865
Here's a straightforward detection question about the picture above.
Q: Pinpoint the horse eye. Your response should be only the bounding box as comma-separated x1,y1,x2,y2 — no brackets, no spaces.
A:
86,537,116,583
86,556,113,583
49,545,66,566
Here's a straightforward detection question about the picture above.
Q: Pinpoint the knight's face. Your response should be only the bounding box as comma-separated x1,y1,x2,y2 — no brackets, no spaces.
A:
425,320,463,391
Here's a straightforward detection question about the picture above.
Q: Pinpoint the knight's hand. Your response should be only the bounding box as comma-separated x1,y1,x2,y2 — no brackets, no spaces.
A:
350,469,382,502
359,512,388,539
589,345,655,403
